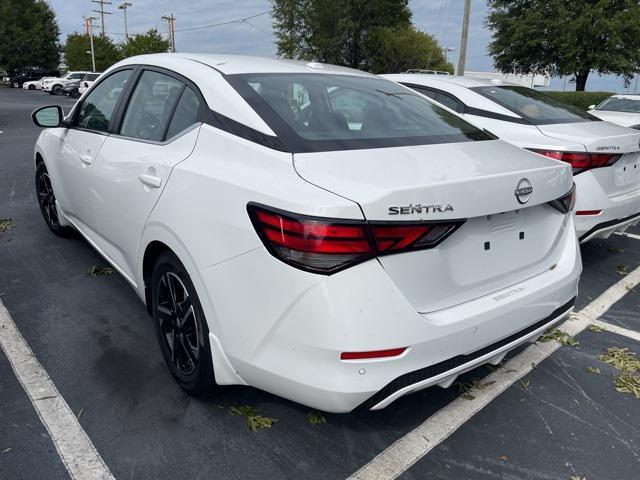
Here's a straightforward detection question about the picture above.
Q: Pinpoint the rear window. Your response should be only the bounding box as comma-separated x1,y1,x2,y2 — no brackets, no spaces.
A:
596,96,640,113
226,73,491,153
472,86,599,125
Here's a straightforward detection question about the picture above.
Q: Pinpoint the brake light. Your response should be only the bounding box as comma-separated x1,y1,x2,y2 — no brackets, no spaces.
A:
530,150,621,174
547,184,576,214
247,204,464,274
575,210,602,216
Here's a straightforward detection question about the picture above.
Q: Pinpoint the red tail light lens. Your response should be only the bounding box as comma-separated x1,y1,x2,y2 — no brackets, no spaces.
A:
248,204,464,274
340,347,407,360
530,150,621,174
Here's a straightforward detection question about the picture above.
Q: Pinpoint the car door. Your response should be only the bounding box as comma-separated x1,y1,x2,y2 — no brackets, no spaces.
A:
54,68,133,233
88,68,204,283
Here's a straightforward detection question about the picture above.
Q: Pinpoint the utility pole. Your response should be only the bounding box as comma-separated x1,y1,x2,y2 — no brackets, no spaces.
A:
83,16,97,72
456,0,471,76
118,2,132,42
92,0,112,37
161,14,176,52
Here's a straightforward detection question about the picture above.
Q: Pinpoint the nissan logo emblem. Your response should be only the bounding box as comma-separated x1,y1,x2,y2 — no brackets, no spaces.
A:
515,178,533,204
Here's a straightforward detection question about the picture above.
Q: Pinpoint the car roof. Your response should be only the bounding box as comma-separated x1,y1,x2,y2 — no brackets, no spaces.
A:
382,73,520,89
118,53,373,77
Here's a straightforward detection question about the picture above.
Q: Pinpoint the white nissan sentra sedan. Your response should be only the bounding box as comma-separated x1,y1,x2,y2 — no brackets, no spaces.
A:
32,54,580,412
384,74,640,243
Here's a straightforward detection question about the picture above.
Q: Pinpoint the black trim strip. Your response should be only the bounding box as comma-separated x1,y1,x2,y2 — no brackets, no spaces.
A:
579,211,640,242
465,106,530,124
357,297,576,411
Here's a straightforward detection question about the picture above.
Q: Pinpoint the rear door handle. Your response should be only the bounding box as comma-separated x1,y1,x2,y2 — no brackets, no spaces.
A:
138,174,162,188
80,154,93,165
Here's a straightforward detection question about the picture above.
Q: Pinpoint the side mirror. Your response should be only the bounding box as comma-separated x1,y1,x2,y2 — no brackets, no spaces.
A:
32,105,63,128
588,104,595,110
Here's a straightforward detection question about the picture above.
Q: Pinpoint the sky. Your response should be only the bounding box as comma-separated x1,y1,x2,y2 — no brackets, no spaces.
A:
47,0,638,93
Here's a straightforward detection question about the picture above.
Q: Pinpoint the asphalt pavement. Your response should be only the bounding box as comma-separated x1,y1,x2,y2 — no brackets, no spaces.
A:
0,86,639,480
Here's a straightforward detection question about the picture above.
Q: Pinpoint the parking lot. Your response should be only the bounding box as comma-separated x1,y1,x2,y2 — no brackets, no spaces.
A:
1,85,639,479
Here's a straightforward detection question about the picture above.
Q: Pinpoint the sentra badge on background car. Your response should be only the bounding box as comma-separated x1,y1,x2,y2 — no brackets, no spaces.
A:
388,203,454,215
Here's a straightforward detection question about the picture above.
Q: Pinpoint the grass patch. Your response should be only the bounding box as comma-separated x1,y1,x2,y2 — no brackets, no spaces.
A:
538,327,579,347
0,218,14,233
87,266,116,277
229,405,278,432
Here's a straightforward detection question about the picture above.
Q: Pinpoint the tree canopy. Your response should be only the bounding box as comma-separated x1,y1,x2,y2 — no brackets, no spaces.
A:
0,0,60,72
64,33,120,72
120,29,170,58
487,0,640,91
271,0,452,73
64,29,170,72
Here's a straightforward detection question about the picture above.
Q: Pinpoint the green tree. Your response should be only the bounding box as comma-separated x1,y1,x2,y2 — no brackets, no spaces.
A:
487,0,640,91
120,29,170,58
0,0,60,72
64,32,120,72
272,0,415,71
367,26,453,74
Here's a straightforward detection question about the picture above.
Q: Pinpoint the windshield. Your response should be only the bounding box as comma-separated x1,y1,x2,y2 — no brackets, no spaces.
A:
227,73,491,153
596,96,640,113
472,86,598,125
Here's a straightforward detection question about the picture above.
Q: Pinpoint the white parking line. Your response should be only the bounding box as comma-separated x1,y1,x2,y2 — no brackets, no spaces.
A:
348,266,640,480
592,320,640,342
0,300,114,480
615,231,640,241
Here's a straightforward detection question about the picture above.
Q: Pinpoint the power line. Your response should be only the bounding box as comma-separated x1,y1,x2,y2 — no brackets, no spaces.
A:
92,0,112,37
173,11,270,33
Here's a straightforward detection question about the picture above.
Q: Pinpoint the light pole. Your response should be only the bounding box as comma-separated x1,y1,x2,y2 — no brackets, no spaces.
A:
118,2,132,42
443,47,455,64
83,16,97,72
457,0,471,76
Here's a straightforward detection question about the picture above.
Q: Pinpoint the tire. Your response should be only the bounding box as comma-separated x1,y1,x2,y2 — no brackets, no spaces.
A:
11,82,19,88
35,162,73,237
51,84,62,95
28,84,35,90
151,252,216,396
70,89,79,98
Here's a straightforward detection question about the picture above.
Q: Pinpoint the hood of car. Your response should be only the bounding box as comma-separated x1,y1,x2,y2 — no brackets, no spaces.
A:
588,110,640,128
535,120,640,153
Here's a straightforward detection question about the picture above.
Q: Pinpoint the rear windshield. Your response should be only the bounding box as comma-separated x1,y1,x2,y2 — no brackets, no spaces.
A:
596,96,640,113
227,73,491,153
472,86,599,125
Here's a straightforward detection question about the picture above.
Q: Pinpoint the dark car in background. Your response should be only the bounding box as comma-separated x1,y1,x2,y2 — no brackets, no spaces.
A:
62,79,82,98
2,68,60,88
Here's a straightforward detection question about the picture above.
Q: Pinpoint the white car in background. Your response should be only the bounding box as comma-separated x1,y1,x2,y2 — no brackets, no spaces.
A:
31,54,580,412
78,72,102,96
41,71,92,95
588,95,640,129
385,74,640,243
22,80,42,90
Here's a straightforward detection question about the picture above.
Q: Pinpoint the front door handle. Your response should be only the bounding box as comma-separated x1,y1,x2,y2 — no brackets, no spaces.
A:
80,154,93,165
138,174,162,189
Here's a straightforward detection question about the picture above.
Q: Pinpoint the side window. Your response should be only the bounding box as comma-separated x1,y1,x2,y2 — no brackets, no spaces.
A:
120,70,183,141
165,87,202,139
410,86,437,99
435,92,461,112
76,69,131,132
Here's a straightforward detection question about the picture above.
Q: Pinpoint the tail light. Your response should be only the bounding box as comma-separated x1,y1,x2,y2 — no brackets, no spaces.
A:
530,150,621,174
247,203,464,274
547,184,576,214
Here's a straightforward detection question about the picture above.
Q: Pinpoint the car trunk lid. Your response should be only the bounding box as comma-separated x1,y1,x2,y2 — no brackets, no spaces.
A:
294,140,574,311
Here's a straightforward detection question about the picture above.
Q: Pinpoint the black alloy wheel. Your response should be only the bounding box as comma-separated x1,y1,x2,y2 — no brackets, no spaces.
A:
35,162,73,236
151,252,216,395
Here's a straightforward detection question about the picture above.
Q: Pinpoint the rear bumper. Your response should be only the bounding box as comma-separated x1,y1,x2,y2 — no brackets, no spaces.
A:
201,217,582,413
574,182,640,242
